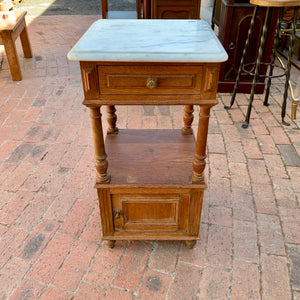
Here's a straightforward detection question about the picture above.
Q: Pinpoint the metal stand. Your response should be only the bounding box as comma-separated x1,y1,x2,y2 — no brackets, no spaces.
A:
225,5,299,128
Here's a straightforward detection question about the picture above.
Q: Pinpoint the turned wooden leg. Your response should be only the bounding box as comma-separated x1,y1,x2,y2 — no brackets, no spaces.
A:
192,106,211,184
3,34,22,81
106,105,119,135
182,105,194,135
20,21,33,58
101,0,108,18
106,240,116,248
184,240,197,249
89,107,110,184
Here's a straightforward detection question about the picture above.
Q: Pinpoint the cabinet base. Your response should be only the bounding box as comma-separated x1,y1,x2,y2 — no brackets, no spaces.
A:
103,238,198,249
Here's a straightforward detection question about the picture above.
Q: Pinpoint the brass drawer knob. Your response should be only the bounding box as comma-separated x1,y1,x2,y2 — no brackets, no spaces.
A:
229,42,235,50
114,209,122,219
146,77,158,89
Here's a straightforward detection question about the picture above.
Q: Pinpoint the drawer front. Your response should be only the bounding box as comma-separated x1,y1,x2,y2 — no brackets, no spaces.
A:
112,193,190,232
98,65,203,95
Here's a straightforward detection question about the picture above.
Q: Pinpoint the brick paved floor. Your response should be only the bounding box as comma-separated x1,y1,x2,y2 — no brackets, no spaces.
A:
0,13,300,300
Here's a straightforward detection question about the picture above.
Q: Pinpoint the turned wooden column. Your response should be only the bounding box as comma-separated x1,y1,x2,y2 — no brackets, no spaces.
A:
106,105,119,135
89,107,111,183
182,105,194,135
192,106,211,183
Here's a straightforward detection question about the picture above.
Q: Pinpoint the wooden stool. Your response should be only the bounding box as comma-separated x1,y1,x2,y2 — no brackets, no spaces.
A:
225,0,300,128
0,11,32,81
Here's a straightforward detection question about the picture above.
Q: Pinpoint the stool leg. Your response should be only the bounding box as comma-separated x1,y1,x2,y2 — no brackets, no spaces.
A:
3,33,22,81
225,5,258,110
20,22,33,58
243,7,273,128
281,6,298,126
263,8,282,107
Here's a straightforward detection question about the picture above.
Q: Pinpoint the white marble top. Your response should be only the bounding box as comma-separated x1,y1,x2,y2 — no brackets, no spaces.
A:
68,19,228,63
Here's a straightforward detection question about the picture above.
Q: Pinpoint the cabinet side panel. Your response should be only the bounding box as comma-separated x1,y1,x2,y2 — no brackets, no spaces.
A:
97,189,114,236
188,189,204,236
80,62,100,100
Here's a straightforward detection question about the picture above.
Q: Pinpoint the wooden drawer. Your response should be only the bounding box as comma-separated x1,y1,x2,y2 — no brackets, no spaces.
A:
98,65,203,95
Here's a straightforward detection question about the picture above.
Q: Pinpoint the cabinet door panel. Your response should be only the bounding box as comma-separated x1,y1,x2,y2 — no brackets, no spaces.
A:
123,198,179,225
112,193,190,232
157,7,195,19
152,0,200,19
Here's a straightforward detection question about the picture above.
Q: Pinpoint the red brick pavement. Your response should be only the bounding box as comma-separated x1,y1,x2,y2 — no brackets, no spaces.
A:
0,14,300,299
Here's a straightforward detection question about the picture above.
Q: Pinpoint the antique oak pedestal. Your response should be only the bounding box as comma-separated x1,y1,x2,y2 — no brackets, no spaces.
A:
68,20,227,248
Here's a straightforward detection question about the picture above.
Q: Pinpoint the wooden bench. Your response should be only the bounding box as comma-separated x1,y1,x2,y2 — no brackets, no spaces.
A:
0,11,32,80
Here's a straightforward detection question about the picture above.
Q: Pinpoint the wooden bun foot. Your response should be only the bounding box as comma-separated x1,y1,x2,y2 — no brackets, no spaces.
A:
105,240,116,248
184,240,197,249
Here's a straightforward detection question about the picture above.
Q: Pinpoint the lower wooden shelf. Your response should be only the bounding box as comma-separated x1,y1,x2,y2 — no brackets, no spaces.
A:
102,129,196,186
96,129,206,248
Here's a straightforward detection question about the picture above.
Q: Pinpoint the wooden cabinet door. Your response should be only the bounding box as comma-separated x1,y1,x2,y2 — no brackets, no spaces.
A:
151,0,200,19
112,193,190,232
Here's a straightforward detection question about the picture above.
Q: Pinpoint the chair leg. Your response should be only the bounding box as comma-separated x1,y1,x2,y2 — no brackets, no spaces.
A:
3,34,22,81
281,6,299,125
20,25,33,58
264,8,282,107
225,5,258,110
243,7,273,128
